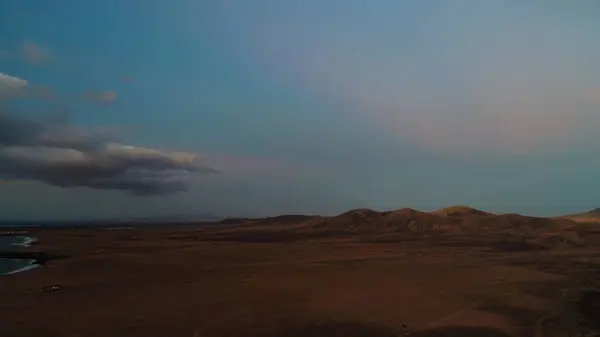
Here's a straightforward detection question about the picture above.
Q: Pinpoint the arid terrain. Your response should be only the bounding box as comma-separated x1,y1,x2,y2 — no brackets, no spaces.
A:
559,208,600,224
2,207,600,337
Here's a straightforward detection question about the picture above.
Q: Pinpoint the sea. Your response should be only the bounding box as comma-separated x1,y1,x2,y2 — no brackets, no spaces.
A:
0,235,38,275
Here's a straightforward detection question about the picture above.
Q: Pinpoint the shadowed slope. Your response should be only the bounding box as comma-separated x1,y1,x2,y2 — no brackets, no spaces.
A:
431,206,493,217
310,208,454,233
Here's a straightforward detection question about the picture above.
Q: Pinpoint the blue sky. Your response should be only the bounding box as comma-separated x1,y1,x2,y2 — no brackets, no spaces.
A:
1,1,600,220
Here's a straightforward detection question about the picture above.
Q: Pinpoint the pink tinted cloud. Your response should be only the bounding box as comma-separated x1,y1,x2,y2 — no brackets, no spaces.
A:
83,90,117,103
204,154,327,179
224,1,596,155
586,87,600,102
19,41,51,65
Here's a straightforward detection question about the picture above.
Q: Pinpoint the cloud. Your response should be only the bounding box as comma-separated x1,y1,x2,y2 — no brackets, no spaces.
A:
19,42,51,64
0,73,55,100
28,86,55,100
221,1,599,155
0,73,28,99
83,90,117,103
207,153,328,181
586,87,600,102
0,110,218,195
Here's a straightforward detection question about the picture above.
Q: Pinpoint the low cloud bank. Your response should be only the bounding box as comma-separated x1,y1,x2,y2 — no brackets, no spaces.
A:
0,110,218,195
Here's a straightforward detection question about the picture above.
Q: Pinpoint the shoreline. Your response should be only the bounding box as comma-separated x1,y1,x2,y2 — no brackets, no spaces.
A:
10,235,37,248
0,251,53,263
19,236,37,247
0,235,43,275
0,258,39,275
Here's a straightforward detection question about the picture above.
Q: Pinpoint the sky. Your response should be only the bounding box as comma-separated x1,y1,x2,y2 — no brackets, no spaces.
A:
1,1,600,221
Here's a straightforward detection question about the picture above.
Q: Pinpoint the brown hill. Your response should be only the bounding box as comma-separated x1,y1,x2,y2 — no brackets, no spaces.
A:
206,206,582,249
207,207,586,250
307,207,564,235
313,208,439,232
218,207,574,235
431,205,493,217
561,208,600,223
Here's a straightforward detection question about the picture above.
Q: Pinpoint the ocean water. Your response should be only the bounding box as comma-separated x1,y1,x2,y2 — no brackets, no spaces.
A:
0,236,39,275
0,235,35,248
0,258,37,275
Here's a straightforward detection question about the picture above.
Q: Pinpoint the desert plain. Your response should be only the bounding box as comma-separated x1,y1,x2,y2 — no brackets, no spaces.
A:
1,206,600,337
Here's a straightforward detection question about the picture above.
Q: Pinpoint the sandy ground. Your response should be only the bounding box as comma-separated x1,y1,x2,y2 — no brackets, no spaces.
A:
1,226,600,337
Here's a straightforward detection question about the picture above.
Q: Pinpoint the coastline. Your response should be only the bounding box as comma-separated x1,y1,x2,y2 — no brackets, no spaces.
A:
11,235,37,248
0,258,39,275
0,235,41,275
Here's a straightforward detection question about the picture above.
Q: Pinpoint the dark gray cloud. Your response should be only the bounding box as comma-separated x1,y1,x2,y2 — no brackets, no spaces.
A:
0,73,28,99
0,73,54,100
0,70,217,195
0,109,218,195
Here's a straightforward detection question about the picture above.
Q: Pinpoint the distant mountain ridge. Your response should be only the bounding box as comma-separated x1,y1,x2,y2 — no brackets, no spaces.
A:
217,205,577,235
431,206,493,217
2,206,594,230
204,205,585,250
